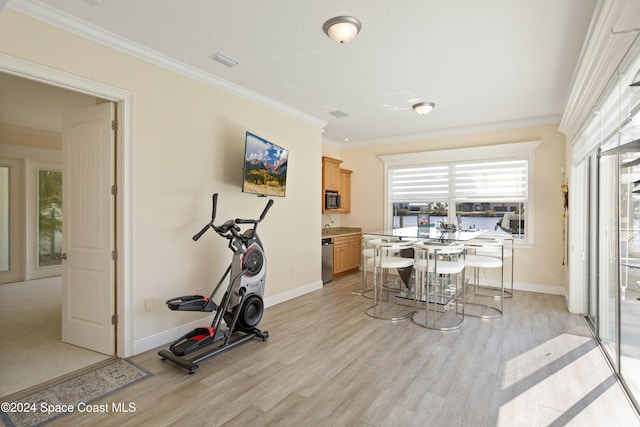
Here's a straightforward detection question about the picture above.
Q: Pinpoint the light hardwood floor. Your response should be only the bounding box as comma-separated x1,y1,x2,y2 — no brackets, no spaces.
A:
45,273,640,426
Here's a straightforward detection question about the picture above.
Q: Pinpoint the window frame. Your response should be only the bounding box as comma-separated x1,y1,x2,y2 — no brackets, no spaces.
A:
380,140,540,246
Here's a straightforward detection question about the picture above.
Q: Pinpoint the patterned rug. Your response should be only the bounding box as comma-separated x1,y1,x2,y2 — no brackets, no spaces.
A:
0,359,152,427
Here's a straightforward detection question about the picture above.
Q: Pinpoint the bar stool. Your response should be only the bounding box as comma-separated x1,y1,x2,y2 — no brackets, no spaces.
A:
476,234,514,298
361,236,382,299
365,240,416,321
464,239,504,319
412,242,465,330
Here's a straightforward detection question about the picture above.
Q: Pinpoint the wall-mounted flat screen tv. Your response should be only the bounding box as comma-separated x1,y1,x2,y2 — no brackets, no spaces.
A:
242,131,288,197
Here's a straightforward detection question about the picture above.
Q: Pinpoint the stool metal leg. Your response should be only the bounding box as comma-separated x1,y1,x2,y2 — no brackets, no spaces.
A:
365,245,414,321
465,246,503,319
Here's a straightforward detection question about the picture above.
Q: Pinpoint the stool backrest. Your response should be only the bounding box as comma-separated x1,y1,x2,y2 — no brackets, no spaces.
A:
372,239,414,258
414,241,465,257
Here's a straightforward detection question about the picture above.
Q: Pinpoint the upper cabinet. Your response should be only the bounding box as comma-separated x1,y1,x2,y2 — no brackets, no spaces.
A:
339,168,352,213
322,156,352,213
322,156,341,192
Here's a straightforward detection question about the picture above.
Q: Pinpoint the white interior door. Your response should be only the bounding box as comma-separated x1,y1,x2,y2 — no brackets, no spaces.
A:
61,102,115,355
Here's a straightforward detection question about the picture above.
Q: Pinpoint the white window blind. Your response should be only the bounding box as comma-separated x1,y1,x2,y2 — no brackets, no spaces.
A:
455,159,527,200
389,164,450,201
389,158,527,201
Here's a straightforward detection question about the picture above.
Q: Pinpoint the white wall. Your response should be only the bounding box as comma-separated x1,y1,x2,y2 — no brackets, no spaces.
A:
0,9,323,355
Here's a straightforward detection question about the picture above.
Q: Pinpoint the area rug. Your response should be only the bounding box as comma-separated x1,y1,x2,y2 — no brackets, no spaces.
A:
0,359,152,427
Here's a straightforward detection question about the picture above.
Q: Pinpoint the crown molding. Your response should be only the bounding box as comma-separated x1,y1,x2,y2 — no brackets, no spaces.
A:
342,114,560,148
7,0,326,130
559,0,640,142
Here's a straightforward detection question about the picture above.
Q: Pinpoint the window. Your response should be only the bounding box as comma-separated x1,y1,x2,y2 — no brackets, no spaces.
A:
381,141,539,243
37,169,62,268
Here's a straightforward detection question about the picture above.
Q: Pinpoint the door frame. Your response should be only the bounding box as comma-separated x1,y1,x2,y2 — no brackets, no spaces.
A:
0,53,133,358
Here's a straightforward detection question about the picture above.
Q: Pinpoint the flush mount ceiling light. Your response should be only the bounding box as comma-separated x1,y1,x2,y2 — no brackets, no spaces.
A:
412,102,435,115
323,16,362,44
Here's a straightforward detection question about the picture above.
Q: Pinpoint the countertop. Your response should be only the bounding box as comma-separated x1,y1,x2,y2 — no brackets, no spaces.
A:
321,227,362,238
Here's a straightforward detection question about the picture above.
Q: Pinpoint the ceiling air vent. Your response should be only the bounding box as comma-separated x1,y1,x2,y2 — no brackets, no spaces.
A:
209,52,239,67
328,110,350,119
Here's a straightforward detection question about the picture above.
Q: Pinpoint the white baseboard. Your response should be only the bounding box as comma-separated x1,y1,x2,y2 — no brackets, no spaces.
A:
134,315,215,355
473,278,565,296
264,280,323,307
133,279,323,355
513,281,565,296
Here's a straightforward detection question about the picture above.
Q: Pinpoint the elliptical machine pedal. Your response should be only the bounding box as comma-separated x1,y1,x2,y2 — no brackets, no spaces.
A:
158,193,273,373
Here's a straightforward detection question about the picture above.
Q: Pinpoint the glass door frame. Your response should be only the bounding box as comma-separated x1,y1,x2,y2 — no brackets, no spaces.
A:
597,147,621,370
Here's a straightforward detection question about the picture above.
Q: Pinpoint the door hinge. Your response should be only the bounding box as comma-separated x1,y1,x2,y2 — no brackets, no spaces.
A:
111,120,118,131
111,185,118,196
111,250,118,261
111,314,118,325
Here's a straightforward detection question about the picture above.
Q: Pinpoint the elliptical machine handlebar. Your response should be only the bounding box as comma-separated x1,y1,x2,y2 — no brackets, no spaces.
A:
192,193,218,241
192,194,273,242
235,199,274,225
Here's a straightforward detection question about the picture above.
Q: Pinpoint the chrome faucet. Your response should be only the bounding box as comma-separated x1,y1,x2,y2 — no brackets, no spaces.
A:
323,223,331,235
323,214,334,235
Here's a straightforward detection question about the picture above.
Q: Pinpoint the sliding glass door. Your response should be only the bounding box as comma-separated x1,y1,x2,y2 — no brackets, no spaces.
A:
617,139,640,406
596,132,640,410
598,151,619,366
587,155,598,329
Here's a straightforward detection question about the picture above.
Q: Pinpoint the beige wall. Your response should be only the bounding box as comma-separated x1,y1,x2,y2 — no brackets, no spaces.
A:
0,9,323,352
331,124,568,293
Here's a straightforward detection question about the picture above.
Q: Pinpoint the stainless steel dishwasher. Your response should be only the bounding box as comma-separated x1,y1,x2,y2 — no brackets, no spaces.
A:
322,238,333,284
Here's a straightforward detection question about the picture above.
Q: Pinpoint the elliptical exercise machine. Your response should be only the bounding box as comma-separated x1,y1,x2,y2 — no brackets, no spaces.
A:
158,193,273,373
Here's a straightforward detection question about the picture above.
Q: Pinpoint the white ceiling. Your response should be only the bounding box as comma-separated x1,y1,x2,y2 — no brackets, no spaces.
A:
8,0,598,145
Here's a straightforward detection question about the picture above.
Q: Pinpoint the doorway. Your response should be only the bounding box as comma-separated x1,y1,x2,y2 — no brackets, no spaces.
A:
0,66,128,396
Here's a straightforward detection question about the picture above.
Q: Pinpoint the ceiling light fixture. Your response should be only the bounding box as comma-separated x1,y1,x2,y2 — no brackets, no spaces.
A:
412,102,435,115
323,16,362,44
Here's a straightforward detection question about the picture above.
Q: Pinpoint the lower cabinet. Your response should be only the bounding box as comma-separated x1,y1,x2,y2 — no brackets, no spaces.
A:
333,234,362,276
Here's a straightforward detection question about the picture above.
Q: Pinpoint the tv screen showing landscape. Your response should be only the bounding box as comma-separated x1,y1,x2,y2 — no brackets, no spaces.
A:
242,131,288,197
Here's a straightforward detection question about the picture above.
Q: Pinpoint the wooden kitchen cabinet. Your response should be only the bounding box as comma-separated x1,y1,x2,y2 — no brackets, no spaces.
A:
322,157,341,192
332,234,362,276
338,168,352,213
333,236,349,275
322,156,352,214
